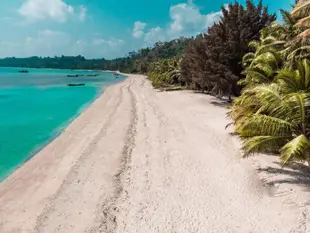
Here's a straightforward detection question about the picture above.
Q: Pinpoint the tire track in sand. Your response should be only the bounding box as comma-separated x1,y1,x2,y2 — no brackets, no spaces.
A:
89,76,138,233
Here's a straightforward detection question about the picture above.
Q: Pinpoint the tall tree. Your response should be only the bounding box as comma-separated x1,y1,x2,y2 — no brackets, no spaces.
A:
181,0,275,98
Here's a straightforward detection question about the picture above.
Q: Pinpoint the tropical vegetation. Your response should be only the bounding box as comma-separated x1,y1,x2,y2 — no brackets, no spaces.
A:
228,0,310,165
180,0,275,99
148,58,184,89
146,0,310,166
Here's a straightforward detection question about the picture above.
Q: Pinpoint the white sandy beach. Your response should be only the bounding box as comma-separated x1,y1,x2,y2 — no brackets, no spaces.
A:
0,75,309,233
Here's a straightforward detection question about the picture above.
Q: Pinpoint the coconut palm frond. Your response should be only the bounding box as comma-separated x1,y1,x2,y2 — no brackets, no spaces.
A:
242,136,289,156
252,84,282,105
280,134,310,165
240,114,293,137
275,69,300,92
241,66,272,86
287,45,310,61
280,9,295,27
285,93,310,130
297,28,310,38
291,1,310,18
248,40,260,50
295,15,310,27
256,41,286,56
242,53,255,67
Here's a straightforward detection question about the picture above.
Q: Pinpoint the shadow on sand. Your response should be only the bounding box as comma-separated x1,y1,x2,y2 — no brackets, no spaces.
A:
259,163,310,185
258,162,310,203
190,91,232,108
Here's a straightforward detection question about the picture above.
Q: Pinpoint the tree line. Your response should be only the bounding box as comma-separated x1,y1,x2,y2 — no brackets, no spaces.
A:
0,37,192,72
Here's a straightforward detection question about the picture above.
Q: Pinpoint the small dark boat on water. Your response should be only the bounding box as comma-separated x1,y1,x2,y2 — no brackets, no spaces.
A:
67,74,85,77
67,83,85,87
87,74,100,77
18,70,29,73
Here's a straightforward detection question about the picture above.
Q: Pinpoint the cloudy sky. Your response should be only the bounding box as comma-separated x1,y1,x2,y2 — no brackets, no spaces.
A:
0,0,293,59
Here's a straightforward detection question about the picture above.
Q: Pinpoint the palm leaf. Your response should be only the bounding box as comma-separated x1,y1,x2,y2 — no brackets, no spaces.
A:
252,84,283,106
239,114,293,137
256,41,286,56
280,134,310,165
303,59,310,87
291,1,310,18
248,41,260,50
275,69,300,92
280,9,295,27
242,136,289,156
242,53,255,67
295,15,310,27
287,46,310,61
297,28,310,38
242,67,271,84
285,93,310,132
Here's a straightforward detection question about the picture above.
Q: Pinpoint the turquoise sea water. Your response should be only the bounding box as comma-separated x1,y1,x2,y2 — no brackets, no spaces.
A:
0,67,125,180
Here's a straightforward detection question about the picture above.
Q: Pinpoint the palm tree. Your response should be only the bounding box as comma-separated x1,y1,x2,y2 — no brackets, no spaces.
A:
229,60,310,165
167,58,184,85
147,57,184,88
240,28,284,87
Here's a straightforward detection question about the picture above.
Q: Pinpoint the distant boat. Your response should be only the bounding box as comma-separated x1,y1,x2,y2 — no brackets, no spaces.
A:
87,74,100,77
67,83,85,87
67,74,84,77
18,70,29,73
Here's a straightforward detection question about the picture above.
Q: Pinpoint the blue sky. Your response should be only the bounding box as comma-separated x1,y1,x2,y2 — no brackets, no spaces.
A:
0,0,294,59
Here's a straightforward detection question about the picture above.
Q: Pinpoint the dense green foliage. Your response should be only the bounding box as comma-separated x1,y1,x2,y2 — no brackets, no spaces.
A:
180,0,275,98
148,58,184,89
0,37,192,73
229,0,310,165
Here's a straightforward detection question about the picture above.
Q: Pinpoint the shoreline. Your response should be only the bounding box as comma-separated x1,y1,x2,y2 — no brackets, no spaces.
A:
0,75,309,232
0,75,127,181
0,87,99,182
0,75,134,232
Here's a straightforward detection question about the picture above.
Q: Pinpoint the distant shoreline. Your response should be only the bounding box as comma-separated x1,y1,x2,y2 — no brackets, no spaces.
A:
0,66,111,72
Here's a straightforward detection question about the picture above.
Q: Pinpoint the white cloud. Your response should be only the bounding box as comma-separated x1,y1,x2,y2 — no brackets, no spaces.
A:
18,0,75,22
24,30,72,55
144,27,165,44
38,29,66,37
132,1,224,45
78,5,87,21
168,2,223,37
92,38,106,45
107,39,124,47
132,21,147,38
93,38,124,47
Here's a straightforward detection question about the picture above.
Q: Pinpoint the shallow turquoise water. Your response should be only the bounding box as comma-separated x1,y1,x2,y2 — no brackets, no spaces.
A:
0,67,125,180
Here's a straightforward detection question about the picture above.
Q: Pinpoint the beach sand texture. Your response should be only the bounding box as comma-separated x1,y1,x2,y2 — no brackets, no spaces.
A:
0,75,309,233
